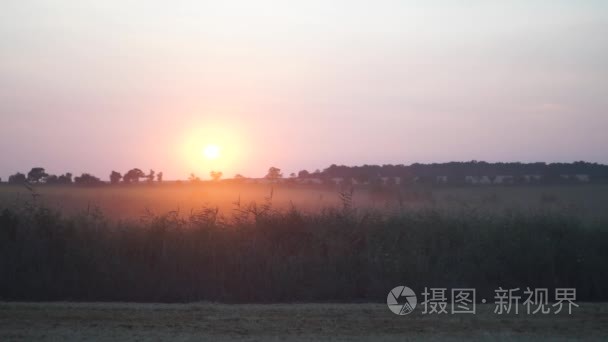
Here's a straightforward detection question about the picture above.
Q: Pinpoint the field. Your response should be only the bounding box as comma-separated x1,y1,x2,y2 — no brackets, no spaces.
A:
1,183,607,339
2,182,608,220
1,302,607,341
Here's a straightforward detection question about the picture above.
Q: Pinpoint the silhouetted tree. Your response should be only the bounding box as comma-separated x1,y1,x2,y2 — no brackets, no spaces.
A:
265,167,283,180
46,175,59,184
110,171,122,184
57,173,73,184
298,170,310,178
156,172,163,182
210,171,222,181
303,161,608,185
147,170,155,183
74,173,102,185
8,173,26,184
123,168,145,183
27,167,48,183
43,173,71,185
188,173,201,183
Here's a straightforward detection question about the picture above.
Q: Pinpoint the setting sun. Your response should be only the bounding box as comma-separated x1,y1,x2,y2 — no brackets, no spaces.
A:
203,145,220,160
179,121,249,177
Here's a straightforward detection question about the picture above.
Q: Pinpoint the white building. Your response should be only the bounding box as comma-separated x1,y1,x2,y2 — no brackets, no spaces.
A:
493,175,514,184
435,176,448,184
465,176,492,185
522,174,543,183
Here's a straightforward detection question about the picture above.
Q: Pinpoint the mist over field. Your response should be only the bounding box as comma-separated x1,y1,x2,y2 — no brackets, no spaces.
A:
3,181,608,220
2,174,608,300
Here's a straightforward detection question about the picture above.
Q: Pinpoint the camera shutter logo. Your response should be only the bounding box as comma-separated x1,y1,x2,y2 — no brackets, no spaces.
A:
387,286,417,315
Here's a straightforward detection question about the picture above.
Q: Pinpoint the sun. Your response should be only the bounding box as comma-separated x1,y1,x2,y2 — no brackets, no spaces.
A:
180,123,247,174
203,144,221,160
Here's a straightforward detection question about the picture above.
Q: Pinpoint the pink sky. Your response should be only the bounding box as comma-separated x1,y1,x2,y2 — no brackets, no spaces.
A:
1,1,607,180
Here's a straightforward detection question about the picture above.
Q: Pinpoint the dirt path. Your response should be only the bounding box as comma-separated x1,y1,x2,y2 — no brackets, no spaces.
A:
1,302,606,341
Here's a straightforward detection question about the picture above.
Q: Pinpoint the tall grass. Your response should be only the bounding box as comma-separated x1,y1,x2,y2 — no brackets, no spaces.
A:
0,197,606,302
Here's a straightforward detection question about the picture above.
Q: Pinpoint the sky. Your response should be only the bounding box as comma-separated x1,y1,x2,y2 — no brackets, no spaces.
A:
1,0,607,180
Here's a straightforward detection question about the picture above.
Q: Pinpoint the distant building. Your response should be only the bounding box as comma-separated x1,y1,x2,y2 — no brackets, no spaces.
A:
378,176,401,185
494,175,514,184
297,178,323,185
522,174,543,183
435,176,448,184
331,177,344,185
465,176,492,185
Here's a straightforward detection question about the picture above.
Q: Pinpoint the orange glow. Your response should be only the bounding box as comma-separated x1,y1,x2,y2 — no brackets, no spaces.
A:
178,119,250,179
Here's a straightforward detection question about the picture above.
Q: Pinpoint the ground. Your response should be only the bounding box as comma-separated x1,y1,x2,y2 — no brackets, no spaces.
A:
1,184,607,340
2,183,608,220
1,302,606,341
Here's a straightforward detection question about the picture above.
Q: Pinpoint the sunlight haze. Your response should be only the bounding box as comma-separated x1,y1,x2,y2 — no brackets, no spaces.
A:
1,0,607,180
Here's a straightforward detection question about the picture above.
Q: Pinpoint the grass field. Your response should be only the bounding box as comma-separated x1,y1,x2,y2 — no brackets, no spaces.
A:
2,183,608,220
1,182,608,302
1,302,607,341
1,183,607,339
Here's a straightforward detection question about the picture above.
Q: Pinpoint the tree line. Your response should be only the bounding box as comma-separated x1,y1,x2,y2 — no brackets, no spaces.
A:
5,167,163,185
297,161,608,184
4,161,608,186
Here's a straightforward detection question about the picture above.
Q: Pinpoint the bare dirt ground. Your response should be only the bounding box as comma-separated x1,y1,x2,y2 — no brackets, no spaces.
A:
0,302,606,341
